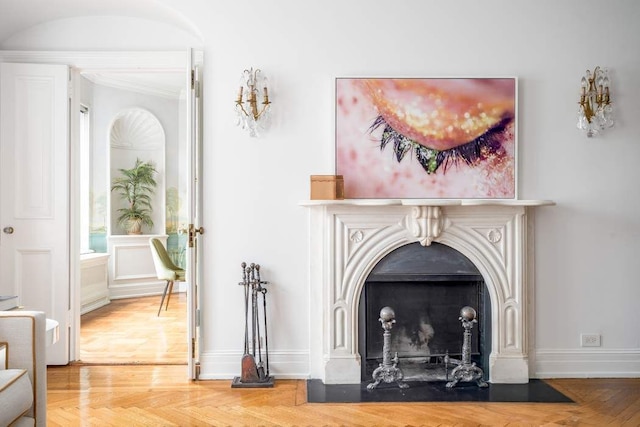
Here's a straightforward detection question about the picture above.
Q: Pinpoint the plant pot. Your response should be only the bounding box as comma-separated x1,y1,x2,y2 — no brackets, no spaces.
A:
127,218,143,235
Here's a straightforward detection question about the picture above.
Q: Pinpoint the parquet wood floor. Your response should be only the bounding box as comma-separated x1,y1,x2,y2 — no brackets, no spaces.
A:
79,293,187,365
47,366,640,426
67,295,640,426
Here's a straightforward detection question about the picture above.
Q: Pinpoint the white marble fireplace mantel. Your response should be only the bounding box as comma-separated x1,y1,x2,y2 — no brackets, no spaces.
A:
302,199,554,384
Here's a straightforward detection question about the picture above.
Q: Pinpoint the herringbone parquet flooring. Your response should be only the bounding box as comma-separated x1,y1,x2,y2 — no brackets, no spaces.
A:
47,367,640,426
61,295,640,426
79,293,187,364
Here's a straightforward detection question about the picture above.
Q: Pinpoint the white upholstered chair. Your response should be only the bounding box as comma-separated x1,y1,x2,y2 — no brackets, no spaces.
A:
0,310,47,427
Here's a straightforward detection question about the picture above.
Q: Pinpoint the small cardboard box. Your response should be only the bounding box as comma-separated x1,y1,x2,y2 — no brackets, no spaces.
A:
310,175,344,200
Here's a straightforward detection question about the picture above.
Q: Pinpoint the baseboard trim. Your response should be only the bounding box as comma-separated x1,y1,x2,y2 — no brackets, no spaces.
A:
108,281,167,299
80,297,110,315
534,348,640,378
198,350,309,380
198,349,640,380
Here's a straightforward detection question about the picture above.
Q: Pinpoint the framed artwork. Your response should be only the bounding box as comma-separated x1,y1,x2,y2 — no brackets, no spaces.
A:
335,78,517,199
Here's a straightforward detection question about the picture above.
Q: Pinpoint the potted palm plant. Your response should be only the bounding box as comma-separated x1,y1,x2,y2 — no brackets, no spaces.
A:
111,158,158,234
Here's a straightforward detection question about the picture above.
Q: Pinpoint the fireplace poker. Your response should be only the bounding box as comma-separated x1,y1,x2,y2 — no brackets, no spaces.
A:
250,264,257,357
253,265,265,380
257,265,270,377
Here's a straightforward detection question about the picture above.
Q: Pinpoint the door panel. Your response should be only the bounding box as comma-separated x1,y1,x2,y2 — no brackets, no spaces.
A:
0,62,70,365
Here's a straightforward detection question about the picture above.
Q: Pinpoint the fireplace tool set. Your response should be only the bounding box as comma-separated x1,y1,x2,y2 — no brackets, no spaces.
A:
368,305,486,390
232,262,274,388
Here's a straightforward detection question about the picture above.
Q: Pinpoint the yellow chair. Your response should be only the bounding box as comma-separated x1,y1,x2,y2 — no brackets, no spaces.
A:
149,238,185,316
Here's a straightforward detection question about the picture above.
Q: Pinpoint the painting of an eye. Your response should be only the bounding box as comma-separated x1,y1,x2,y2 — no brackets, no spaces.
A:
335,78,517,199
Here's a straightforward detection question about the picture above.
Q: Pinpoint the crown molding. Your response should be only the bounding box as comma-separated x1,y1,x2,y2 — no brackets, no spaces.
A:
0,50,190,71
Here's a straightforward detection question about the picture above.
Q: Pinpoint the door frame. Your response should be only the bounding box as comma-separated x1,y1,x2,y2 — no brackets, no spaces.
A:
0,50,203,373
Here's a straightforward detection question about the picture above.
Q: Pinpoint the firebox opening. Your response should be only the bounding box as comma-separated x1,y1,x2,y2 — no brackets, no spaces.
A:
358,242,492,383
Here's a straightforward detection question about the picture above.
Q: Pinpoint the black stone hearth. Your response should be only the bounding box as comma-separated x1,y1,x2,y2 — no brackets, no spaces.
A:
306,379,573,403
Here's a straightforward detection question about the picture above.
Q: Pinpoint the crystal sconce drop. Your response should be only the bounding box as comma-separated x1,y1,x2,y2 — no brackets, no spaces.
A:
577,66,614,137
235,68,271,137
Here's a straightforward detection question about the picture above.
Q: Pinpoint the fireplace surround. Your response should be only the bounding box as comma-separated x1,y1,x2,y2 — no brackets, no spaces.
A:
303,199,553,384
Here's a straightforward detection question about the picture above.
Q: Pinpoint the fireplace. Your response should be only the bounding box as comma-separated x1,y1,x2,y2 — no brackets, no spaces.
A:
359,242,490,382
304,199,553,384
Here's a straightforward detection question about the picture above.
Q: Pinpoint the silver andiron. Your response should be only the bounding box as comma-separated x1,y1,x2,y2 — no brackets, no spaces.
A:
445,306,488,389
367,306,409,390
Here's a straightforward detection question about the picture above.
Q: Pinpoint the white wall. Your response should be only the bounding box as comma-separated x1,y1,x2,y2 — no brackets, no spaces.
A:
1,0,639,379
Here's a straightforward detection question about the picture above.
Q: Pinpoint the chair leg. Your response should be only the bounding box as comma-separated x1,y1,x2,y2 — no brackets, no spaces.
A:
165,281,174,312
158,280,172,316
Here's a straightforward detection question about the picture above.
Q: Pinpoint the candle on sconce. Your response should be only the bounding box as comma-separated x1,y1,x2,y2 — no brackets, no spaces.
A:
577,66,614,137
237,86,243,102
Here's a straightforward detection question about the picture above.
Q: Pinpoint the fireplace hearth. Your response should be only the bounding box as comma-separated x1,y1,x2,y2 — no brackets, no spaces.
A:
304,199,554,384
306,379,573,403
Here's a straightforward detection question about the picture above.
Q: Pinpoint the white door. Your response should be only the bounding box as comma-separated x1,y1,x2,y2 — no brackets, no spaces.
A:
187,54,204,379
0,62,70,365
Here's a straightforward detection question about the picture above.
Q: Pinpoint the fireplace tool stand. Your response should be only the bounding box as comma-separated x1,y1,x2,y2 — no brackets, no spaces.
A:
232,262,274,388
367,306,409,390
445,306,488,389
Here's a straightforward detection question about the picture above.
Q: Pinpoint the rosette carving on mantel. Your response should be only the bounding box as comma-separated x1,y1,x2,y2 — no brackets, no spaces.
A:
409,206,445,246
349,230,364,244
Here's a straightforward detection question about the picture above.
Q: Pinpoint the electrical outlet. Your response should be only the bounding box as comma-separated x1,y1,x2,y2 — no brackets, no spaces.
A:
580,334,601,347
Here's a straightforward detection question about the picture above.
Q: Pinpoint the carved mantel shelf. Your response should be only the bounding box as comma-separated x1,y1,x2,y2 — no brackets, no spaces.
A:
300,199,555,207
301,200,554,246
301,198,555,384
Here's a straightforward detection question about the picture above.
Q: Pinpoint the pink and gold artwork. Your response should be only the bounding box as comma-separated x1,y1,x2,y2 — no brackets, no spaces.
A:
335,78,517,199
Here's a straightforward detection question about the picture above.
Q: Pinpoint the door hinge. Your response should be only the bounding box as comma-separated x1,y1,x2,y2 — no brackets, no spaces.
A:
191,69,201,98
196,308,201,327
195,362,201,380
191,337,196,359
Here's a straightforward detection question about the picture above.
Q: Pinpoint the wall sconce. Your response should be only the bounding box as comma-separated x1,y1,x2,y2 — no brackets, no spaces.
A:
235,68,271,137
577,66,614,137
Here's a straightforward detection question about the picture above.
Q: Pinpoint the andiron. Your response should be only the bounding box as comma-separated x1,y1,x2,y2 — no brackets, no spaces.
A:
445,306,488,389
367,306,409,390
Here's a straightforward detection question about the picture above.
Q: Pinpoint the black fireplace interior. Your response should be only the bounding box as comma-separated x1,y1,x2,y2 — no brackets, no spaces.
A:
358,242,491,382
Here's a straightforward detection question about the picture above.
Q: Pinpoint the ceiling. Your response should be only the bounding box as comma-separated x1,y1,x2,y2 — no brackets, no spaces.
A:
0,0,201,44
82,71,187,99
0,0,197,97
